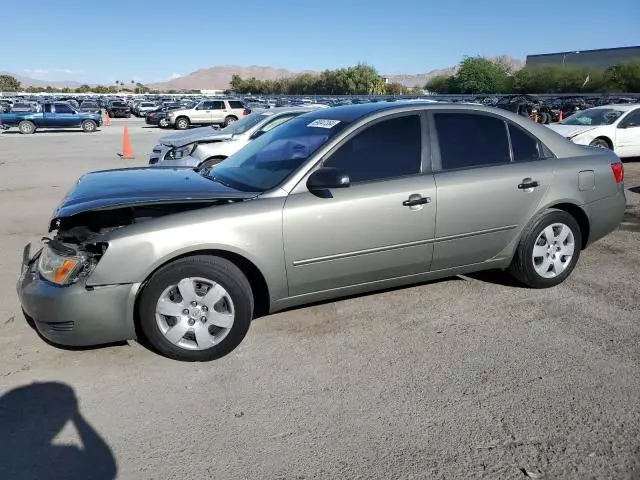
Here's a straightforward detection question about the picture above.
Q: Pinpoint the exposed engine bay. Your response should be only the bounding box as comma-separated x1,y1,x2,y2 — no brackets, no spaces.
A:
49,200,240,245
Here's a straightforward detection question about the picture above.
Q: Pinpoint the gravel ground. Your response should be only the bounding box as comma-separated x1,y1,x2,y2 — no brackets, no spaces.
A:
0,120,639,480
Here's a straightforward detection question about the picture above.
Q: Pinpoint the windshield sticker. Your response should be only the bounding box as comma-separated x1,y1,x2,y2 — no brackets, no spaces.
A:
307,119,341,128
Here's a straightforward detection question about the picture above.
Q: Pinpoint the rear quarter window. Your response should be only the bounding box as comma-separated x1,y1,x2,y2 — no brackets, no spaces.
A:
228,101,245,109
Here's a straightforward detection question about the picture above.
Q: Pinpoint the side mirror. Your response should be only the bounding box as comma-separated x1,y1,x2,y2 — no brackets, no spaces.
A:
306,167,350,191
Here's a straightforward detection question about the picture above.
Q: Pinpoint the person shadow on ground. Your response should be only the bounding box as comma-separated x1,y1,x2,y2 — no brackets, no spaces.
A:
0,382,117,480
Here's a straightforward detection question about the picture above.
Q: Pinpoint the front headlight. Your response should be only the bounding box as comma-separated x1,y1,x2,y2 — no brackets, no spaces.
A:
38,245,88,285
166,143,197,160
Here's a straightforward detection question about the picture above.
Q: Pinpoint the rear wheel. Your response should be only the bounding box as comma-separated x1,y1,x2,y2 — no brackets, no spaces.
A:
81,120,97,132
158,118,169,128
18,120,36,134
508,209,581,288
223,115,238,127
589,138,610,149
175,117,190,130
138,255,253,361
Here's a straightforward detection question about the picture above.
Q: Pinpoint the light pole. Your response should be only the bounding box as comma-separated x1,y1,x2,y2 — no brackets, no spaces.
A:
562,51,580,66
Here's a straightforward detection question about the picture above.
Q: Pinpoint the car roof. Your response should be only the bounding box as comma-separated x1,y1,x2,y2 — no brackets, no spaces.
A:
254,106,324,115
587,104,640,111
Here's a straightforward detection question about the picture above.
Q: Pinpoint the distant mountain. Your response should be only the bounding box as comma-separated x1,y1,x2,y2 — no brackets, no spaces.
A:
3,56,526,91
0,72,83,88
148,65,312,91
385,56,525,87
149,57,524,91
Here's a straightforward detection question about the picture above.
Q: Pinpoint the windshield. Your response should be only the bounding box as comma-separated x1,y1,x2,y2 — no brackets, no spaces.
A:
112,102,127,107
220,112,272,134
208,116,348,192
81,102,98,108
562,108,624,126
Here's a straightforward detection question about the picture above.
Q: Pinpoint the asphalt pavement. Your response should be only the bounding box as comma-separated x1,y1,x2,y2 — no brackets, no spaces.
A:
0,119,639,479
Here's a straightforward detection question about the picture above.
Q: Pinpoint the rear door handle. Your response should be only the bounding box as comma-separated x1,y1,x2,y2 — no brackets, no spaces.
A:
402,195,431,207
518,179,540,189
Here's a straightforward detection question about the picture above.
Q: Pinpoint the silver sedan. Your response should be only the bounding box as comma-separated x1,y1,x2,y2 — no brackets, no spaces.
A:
18,102,626,361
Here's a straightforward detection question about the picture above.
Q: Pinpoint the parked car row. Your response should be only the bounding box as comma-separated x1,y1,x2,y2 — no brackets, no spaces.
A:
17,101,627,362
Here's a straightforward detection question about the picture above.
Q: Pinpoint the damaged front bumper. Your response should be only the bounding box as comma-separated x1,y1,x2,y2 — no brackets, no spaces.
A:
17,244,140,347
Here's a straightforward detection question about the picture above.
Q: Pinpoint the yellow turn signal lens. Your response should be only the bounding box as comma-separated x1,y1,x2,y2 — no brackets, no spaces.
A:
54,259,78,284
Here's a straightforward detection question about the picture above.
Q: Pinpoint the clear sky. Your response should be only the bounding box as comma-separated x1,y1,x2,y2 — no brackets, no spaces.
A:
3,0,639,84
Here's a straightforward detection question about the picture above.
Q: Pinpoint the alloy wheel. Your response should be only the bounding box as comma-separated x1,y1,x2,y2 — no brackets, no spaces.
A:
155,277,235,350
531,223,575,279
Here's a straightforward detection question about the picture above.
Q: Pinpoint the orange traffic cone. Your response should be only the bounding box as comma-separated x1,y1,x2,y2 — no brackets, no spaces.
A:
119,126,135,159
104,110,111,126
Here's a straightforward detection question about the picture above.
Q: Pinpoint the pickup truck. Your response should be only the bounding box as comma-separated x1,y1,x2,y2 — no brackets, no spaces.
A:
0,102,102,134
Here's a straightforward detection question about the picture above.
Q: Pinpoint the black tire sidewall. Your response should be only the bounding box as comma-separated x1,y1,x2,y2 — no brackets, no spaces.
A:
512,210,582,288
138,256,253,361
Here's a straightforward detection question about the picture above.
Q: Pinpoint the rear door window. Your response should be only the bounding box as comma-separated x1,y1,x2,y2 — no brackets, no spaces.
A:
212,101,225,110
434,113,510,170
54,103,74,114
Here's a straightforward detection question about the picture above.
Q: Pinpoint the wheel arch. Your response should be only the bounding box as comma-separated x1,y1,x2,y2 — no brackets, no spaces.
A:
543,202,590,249
592,136,613,149
134,248,271,338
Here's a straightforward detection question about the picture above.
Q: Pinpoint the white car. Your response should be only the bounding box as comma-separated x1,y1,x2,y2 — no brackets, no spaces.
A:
548,104,640,158
149,106,322,169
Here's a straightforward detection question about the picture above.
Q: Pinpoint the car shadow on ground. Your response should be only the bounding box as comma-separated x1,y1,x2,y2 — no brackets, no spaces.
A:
629,186,640,194
0,382,117,479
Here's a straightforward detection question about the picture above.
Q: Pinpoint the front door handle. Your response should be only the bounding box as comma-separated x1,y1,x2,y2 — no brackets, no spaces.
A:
402,195,431,207
518,179,540,190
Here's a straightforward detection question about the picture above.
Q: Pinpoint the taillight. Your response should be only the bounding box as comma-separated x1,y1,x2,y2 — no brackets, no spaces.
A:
243,108,250,116
611,162,624,183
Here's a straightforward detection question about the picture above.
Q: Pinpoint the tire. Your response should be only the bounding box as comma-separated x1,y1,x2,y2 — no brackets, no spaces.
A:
175,117,190,130
223,115,238,127
18,120,36,135
508,209,582,288
538,112,550,124
138,255,254,361
158,118,169,128
126,112,131,118
589,138,610,149
81,120,97,132
197,156,226,171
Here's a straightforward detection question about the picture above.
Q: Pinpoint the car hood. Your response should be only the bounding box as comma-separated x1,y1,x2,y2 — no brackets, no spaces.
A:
547,124,598,138
51,167,257,222
159,127,233,147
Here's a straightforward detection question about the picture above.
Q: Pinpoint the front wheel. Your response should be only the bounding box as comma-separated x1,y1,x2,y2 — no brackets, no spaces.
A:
175,117,190,130
508,209,581,288
81,120,97,132
197,156,226,171
589,138,610,149
158,118,169,128
18,120,36,134
138,255,254,361
223,116,238,127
